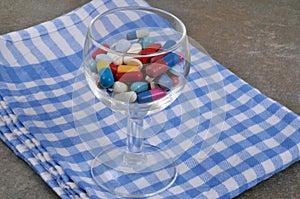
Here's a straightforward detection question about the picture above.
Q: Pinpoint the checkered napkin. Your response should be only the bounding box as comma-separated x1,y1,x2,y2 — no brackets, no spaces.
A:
0,0,300,198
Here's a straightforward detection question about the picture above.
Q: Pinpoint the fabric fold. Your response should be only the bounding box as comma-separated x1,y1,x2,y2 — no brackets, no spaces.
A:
0,96,88,198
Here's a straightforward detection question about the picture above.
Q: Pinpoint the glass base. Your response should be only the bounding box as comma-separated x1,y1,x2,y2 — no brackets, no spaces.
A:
91,144,177,198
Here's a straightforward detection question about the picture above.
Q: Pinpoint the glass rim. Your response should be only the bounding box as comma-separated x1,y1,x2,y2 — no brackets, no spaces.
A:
87,6,187,58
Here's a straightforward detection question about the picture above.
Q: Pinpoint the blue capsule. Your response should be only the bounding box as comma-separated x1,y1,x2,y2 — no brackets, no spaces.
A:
162,40,176,49
137,88,167,103
162,52,180,68
138,36,154,49
98,67,114,88
130,81,149,93
127,31,137,40
157,73,173,90
126,29,149,40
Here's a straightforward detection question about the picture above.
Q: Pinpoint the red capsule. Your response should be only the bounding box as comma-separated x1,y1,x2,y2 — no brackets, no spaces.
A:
150,53,167,63
109,64,119,75
115,71,144,82
92,44,110,59
146,59,168,78
139,43,161,64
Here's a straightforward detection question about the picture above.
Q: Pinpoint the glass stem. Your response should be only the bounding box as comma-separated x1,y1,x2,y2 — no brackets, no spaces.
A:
127,117,144,153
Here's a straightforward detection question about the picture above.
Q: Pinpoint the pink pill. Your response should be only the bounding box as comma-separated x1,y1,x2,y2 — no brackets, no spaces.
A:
151,88,167,100
146,60,168,78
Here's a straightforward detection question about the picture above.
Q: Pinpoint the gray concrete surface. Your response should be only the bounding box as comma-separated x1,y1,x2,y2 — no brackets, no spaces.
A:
0,0,299,198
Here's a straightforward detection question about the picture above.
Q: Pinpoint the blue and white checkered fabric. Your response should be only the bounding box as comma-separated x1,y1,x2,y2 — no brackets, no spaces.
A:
0,0,300,198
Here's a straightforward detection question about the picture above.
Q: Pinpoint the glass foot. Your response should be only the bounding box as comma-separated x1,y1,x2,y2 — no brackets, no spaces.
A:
91,144,177,198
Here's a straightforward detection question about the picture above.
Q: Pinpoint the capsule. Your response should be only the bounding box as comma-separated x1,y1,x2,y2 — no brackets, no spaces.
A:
140,43,161,54
97,60,110,72
146,60,169,78
157,73,173,90
113,81,128,92
161,52,181,68
130,81,149,93
109,64,119,75
117,65,140,73
139,43,162,64
97,60,114,88
92,44,109,59
98,67,114,88
137,88,167,103
113,91,137,103
138,36,155,49
115,71,143,82
109,64,140,74
126,28,149,40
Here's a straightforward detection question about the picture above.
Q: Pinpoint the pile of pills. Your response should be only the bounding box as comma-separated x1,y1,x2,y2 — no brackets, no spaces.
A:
88,28,184,103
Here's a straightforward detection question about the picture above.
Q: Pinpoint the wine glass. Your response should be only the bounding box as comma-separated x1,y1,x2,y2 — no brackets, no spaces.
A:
83,6,190,198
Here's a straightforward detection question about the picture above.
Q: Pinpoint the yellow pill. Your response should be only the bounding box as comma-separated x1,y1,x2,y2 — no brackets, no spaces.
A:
117,65,140,73
97,60,109,71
